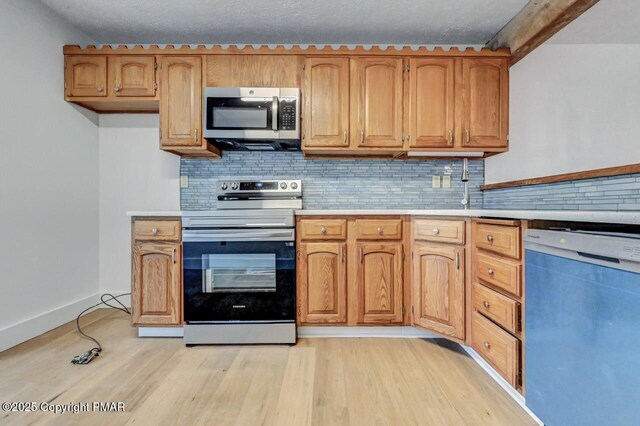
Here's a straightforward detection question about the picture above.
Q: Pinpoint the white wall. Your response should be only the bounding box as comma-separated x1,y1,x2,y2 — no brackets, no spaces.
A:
98,115,180,294
0,0,99,349
485,43,640,185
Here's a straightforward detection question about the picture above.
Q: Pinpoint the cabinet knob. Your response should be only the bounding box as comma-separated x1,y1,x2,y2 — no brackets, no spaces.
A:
114,85,121,92
96,87,103,92
432,228,440,236
487,268,494,276
151,227,158,236
487,235,494,242
320,226,327,234
377,227,384,234
483,301,490,309
483,341,490,350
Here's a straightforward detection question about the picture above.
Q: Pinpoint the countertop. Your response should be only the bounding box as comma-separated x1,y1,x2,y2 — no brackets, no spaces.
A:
127,209,640,225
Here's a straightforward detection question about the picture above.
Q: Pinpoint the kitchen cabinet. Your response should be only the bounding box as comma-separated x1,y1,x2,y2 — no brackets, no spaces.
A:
302,57,350,148
159,56,220,157
356,242,404,324
408,58,455,148
412,242,465,339
131,217,183,326
297,242,348,324
65,55,107,97
109,56,156,97
461,58,509,148
351,57,404,149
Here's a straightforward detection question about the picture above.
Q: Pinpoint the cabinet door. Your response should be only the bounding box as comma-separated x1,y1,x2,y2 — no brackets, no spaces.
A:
412,242,464,339
351,58,403,148
65,56,107,97
111,56,156,97
297,243,347,324
159,56,202,147
302,57,350,148
461,58,509,148
132,242,181,325
409,58,455,148
356,242,403,324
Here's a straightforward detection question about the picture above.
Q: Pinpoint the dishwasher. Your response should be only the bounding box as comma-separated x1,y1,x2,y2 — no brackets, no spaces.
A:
524,228,640,426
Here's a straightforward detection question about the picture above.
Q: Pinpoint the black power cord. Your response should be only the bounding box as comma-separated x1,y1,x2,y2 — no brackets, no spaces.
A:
71,293,131,364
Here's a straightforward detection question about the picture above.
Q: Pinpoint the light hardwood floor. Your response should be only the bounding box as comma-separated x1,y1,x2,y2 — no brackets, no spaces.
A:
0,310,536,425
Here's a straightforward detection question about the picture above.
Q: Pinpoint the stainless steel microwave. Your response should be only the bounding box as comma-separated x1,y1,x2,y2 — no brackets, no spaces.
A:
203,87,300,150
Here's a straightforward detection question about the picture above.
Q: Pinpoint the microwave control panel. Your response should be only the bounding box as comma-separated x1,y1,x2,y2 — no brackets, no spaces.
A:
279,99,297,131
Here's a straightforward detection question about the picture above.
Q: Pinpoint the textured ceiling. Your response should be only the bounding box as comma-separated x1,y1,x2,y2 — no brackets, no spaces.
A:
549,0,640,44
39,0,528,45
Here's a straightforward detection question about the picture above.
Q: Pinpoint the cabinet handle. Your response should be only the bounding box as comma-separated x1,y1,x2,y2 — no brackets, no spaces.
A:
483,341,490,350
483,300,490,309
297,305,301,318
114,85,121,93
320,226,327,234
151,227,158,236
195,128,198,142
487,235,494,242
455,252,460,270
360,130,364,144
447,130,453,146
432,228,440,236
465,129,470,144
359,247,364,263
172,248,177,264
297,249,301,260
377,227,384,234
340,246,345,263
343,129,347,144
487,268,494,275
96,87,103,93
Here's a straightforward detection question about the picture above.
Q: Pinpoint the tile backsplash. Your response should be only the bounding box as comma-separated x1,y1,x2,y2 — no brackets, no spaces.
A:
483,173,640,211
181,152,484,210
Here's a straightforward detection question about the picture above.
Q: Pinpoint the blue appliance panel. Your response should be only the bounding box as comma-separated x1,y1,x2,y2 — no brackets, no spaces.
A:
525,249,640,426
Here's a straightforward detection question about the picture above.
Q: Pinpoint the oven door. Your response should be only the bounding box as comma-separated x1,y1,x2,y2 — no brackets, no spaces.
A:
204,87,279,139
183,229,295,323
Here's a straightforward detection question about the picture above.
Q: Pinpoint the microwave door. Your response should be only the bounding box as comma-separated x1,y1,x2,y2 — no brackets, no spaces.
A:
205,96,275,139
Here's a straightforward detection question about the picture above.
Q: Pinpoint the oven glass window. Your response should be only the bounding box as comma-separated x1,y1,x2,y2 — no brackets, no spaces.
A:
203,253,276,292
212,107,267,129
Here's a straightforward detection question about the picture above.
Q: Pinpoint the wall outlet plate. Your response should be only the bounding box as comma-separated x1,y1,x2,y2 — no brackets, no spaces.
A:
180,176,189,188
432,175,441,188
442,175,451,188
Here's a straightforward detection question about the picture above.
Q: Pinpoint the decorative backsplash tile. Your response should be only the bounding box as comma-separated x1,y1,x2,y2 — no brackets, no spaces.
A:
180,152,484,210
483,173,640,211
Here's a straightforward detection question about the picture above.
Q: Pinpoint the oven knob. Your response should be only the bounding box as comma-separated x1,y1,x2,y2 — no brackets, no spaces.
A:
290,182,298,190
280,182,288,190
220,182,228,190
231,182,239,190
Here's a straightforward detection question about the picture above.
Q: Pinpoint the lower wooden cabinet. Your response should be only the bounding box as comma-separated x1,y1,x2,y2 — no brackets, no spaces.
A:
356,242,404,324
412,242,465,339
297,242,347,324
131,242,182,326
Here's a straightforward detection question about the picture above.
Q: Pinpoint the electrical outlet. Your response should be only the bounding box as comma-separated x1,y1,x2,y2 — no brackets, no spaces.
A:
180,176,189,188
442,175,451,188
432,175,441,188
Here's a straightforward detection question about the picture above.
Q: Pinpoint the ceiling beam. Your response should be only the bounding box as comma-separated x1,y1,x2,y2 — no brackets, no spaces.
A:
487,0,600,65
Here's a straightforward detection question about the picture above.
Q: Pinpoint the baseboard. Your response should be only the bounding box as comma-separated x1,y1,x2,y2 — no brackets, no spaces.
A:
138,327,184,337
462,346,543,426
298,326,438,338
0,293,100,353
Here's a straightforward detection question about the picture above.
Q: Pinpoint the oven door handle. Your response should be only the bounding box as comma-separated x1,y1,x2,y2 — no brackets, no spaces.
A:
183,229,295,242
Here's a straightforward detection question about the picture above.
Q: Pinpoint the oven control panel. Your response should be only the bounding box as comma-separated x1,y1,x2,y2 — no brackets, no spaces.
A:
218,179,302,194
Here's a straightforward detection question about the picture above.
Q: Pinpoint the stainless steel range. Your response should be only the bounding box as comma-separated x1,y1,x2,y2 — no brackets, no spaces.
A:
182,179,301,345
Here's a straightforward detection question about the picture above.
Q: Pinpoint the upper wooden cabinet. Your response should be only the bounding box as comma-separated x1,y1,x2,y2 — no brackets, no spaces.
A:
351,58,404,149
65,56,107,97
110,56,156,97
356,242,404,324
408,58,455,148
206,55,301,87
461,58,509,148
302,57,350,148
297,242,348,324
412,242,465,339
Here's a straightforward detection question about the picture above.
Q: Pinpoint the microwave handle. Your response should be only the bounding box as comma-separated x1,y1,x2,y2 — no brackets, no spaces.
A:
272,96,278,131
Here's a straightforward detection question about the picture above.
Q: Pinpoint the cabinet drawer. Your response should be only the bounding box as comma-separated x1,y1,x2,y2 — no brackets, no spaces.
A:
355,219,403,240
475,252,522,298
472,282,520,334
133,219,181,242
471,311,520,388
414,219,465,244
475,223,520,259
299,219,347,240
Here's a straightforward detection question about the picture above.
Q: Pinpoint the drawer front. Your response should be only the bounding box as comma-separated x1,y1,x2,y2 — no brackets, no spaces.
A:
413,219,465,244
475,223,520,259
133,219,181,241
475,252,522,298
471,311,520,388
355,219,403,240
472,282,520,334
299,219,347,240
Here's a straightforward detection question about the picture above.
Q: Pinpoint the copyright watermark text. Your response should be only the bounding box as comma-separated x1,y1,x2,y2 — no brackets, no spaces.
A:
2,401,125,414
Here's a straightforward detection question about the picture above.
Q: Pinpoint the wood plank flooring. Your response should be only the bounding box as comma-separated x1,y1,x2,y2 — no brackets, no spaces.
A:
0,310,536,425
